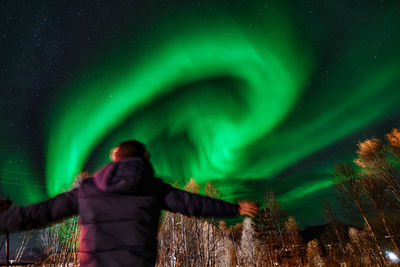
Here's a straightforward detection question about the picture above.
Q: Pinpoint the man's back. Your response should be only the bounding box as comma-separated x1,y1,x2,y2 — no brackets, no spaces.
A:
79,158,166,266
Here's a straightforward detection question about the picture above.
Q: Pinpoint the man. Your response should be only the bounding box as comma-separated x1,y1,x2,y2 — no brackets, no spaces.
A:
0,140,258,267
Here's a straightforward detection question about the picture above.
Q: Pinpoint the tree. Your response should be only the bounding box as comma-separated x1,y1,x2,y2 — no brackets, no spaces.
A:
359,174,399,255
251,201,277,266
347,227,385,266
238,217,260,266
284,216,302,266
265,190,288,264
157,182,182,267
37,171,86,266
324,201,346,251
12,230,33,264
265,190,287,244
331,130,400,266
306,239,324,267
386,128,400,161
332,163,383,257
355,130,400,203
225,222,242,267
355,136,400,255
216,221,234,267
157,179,228,267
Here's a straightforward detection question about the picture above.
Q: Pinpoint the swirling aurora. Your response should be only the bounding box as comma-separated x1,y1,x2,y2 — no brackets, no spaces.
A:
1,0,400,225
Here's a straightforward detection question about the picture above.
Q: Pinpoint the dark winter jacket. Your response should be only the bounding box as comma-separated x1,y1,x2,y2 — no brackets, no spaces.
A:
0,157,239,267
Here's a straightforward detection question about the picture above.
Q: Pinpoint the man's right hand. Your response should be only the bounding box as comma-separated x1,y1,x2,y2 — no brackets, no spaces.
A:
238,201,258,218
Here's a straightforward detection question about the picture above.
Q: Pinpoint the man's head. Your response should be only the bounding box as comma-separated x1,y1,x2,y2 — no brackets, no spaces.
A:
110,140,150,162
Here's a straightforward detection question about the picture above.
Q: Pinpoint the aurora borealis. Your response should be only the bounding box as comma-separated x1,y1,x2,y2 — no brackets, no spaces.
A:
1,0,400,225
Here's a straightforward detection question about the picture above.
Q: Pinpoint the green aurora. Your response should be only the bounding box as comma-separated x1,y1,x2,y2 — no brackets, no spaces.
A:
1,1,400,225
46,11,310,195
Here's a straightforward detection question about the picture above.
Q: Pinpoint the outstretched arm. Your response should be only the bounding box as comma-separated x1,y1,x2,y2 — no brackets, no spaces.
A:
162,185,238,218
161,184,257,218
0,189,79,233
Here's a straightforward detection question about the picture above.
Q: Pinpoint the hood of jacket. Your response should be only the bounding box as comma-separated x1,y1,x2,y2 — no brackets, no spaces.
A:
93,157,153,192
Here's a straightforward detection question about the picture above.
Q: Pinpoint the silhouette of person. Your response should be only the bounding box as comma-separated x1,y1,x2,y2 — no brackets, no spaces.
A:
0,140,258,267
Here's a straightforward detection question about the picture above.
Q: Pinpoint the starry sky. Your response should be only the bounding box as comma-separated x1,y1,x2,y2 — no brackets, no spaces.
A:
1,0,400,226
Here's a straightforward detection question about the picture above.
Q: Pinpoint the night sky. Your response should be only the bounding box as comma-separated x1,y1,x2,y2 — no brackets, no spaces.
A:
1,0,400,226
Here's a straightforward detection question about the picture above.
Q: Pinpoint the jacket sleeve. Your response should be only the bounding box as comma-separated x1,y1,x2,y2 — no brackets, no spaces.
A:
161,183,239,218
0,188,79,233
